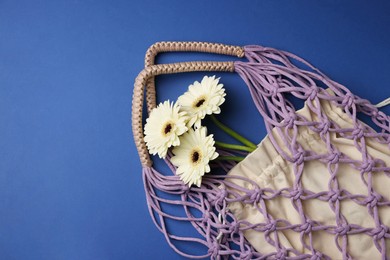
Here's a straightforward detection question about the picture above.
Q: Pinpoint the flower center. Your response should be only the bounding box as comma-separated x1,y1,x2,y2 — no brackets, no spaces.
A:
193,96,206,108
162,122,173,136
192,152,199,162
191,149,202,164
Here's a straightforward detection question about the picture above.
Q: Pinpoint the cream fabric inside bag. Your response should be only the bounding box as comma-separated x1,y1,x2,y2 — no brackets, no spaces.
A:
227,89,390,259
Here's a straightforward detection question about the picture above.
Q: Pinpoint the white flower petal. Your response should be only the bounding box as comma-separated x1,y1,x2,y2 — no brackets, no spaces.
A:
144,101,188,158
177,76,226,128
171,127,219,187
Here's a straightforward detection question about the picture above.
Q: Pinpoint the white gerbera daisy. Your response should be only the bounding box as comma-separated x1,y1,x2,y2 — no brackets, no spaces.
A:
144,100,188,158
171,127,219,187
178,75,226,129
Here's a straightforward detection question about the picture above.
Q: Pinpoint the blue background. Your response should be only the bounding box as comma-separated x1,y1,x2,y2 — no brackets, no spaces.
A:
1,1,390,259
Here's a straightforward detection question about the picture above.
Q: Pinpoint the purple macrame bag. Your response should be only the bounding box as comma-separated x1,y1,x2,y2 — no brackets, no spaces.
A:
132,42,390,259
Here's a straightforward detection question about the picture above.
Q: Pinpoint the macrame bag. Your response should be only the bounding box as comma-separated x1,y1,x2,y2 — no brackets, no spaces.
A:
132,42,390,259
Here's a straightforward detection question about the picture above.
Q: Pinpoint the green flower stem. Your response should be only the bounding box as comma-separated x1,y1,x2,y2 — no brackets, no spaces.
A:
215,141,255,153
215,156,245,162
210,115,257,149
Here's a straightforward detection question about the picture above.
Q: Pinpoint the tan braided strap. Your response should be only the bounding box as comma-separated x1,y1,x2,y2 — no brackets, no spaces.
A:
132,61,235,167
144,42,244,113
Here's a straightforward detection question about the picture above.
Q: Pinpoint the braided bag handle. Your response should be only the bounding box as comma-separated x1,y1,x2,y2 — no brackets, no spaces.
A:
133,42,245,167
143,41,245,113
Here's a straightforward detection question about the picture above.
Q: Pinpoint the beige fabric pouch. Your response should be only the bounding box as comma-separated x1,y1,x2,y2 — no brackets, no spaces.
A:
227,90,390,259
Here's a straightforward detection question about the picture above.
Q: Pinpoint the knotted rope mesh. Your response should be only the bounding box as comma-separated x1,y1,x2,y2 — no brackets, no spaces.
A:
141,45,390,259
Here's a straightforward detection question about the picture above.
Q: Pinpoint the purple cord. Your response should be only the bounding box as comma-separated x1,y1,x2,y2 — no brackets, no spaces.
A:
141,45,390,259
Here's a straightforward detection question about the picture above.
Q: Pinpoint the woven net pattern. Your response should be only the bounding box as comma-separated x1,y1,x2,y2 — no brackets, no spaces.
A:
141,45,390,259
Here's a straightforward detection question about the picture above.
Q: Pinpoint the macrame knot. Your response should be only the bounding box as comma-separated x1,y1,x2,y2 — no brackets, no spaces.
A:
308,87,319,100
208,241,220,259
351,126,365,139
315,121,330,136
228,220,241,235
364,192,382,208
270,86,279,97
336,224,351,236
240,250,253,260
292,151,305,165
265,221,277,233
212,189,227,205
371,225,389,240
341,93,354,108
371,109,379,117
328,190,341,203
285,113,297,128
290,189,303,201
310,251,325,260
275,249,288,260
202,211,211,223
299,220,314,234
327,151,341,164
360,159,374,173
249,187,262,203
